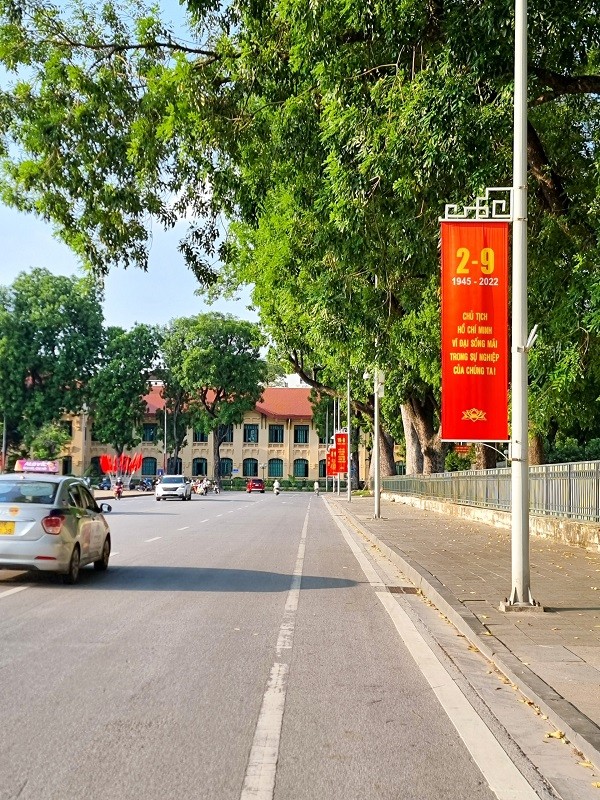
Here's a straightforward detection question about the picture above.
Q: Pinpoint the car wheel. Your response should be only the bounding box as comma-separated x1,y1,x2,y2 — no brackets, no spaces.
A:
94,536,110,571
63,545,81,585
156,497,161,501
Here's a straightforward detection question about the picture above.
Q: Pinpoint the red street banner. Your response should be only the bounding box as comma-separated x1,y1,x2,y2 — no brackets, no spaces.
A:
326,448,337,476
334,432,348,473
441,220,509,442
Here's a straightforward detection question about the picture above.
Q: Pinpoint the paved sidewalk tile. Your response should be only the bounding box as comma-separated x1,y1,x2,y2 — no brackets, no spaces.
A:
328,495,600,739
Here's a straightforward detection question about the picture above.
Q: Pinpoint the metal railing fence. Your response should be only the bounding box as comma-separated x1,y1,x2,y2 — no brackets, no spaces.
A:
382,460,600,524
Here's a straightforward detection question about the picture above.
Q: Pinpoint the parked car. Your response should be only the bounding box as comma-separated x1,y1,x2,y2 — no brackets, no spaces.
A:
0,473,112,584
155,475,192,501
246,478,265,493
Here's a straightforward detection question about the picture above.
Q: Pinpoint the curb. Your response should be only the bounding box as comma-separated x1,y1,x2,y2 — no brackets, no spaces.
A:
325,497,600,771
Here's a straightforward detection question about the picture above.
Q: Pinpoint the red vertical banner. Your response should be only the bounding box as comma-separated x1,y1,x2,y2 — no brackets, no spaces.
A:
326,448,337,476
441,221,509,441
334,432,348,472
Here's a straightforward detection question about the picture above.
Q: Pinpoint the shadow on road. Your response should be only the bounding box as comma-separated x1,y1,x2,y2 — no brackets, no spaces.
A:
2,565,358,592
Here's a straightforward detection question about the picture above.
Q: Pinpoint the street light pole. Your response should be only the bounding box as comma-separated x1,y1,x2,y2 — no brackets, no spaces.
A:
347,374,351,503
504,0,538,609
373,371,381,519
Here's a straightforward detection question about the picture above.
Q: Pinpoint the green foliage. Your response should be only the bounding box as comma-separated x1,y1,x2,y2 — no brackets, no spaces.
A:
165,312,267,480
444,448,472,473
0,267,104,448
27,420,71,459
89,323,162,454
547,437,600,464
0,1,598,468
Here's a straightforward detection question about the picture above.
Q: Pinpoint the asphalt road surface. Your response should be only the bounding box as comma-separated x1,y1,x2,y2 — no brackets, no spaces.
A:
0,491,593,800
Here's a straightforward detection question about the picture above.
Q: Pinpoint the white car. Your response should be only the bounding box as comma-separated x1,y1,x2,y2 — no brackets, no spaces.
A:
155,475,192,501
0,473,112,584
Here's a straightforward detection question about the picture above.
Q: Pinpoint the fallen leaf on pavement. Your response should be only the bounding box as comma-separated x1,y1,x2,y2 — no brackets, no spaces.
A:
578,761,594,768
545,730,566,740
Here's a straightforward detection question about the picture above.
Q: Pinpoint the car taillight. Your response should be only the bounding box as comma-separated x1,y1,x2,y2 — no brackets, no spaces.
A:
42,514,66,535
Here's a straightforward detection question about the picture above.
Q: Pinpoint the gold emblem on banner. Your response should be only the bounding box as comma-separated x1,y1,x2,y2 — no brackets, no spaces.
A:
462,408,487,422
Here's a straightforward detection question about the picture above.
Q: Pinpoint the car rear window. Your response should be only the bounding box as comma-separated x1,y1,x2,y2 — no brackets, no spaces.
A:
0,480,58,504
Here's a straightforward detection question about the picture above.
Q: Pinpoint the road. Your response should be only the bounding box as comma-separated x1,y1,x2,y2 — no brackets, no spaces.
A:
0,491,594,799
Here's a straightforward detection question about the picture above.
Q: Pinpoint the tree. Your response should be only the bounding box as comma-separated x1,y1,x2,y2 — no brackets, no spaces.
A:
159,321,195,472
166,313,267,486
89,324,162,455
0,1,599,470
0,267,104,452
27,420,71,460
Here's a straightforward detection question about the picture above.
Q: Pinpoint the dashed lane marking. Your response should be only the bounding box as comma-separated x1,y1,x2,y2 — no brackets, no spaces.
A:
0,585,29,600
145,537,162,542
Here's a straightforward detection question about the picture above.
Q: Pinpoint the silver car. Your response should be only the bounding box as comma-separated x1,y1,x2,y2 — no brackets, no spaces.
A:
155,475,192,501
0,474,112,584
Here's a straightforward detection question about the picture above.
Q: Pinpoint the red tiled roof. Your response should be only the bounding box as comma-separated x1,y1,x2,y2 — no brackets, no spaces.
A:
144,384,313,420
256,387,313,420
146,384,166,413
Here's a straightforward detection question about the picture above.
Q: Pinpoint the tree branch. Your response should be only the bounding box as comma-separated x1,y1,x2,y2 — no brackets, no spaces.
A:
531,69,600,106
527,120,569,215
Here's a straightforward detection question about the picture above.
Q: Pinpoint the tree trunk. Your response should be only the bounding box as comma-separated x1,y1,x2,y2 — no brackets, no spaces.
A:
401,404,423,475
212,434,222,486
404,393,446,474
529,431,545,465
472,443,498,470
366,426,396,488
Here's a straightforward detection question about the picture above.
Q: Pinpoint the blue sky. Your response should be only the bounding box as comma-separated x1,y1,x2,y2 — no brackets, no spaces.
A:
0,205,257,329
0,0,257,330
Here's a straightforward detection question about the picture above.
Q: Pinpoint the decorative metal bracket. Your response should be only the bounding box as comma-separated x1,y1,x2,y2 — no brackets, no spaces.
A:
441,187,513,222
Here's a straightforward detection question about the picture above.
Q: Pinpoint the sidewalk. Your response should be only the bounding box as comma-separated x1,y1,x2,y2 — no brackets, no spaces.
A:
325,494,600,769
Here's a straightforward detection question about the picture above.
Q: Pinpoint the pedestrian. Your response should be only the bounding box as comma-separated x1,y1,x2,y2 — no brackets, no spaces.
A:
313,480,320,496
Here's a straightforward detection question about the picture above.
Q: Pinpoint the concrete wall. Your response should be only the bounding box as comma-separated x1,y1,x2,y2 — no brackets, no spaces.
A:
382,492,600,552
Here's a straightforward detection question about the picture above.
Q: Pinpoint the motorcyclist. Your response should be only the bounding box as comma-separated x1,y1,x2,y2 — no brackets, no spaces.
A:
273,479,281,495
313,480,320,496
114,477,123,499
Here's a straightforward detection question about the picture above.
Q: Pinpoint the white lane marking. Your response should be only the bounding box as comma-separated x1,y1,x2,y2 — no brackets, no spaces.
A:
111,552,119,557
199,519,209,523
178,526,190,530
332,514,539,800
145,537,162,542
216,514,223,518
0,585,29,599
240,505,310,800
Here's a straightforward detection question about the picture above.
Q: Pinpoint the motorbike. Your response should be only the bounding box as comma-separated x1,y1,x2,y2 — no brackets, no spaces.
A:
136,478,153,492
273,485,280,496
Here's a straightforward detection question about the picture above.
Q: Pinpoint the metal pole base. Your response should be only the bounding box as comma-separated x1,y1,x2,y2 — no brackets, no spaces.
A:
499,591,545,613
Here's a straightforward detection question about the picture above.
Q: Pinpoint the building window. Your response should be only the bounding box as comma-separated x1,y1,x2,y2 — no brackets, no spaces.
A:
269,425,284,444
62,456,72,475
219,424,234,444
319,459,326,478
142,423,157,442
192,457,207,476
294,425,309,444
142,457,157,476
193,428,209,443
318,433,327,444
62,421,73,437
268,458,283,478
220,457,233,477
293,458,309,478
243,458,258,477
244,424,259,444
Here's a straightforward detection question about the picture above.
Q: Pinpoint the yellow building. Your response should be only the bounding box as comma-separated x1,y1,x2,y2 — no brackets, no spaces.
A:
64,385,339,483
